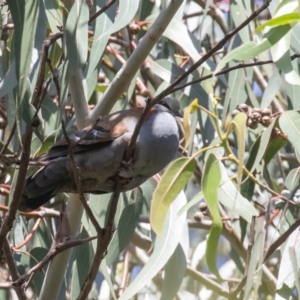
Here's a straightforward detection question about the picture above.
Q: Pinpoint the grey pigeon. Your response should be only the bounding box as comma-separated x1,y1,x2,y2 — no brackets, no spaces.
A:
19,98,181,212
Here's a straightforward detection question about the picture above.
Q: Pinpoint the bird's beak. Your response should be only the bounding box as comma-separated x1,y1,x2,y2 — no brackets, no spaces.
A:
173,110,183,118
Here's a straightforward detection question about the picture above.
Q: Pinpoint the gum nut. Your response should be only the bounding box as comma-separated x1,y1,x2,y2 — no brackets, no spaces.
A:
198,202,207,212
261,108,271,117
261,116,271,126
252,111,261,122
194,212,204,222
252,107,261,114
231,109,240,117
237,103,248,112
247,119,258,129
129,23,141,35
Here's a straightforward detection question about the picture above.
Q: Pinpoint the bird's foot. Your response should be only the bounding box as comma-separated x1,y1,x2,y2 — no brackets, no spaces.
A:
119,158,134,178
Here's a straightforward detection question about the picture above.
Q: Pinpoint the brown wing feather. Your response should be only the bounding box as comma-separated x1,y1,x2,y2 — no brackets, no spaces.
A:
38,108,140,161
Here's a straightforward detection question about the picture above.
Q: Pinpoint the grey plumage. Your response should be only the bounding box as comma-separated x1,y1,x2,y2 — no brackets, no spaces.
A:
19,100,180,212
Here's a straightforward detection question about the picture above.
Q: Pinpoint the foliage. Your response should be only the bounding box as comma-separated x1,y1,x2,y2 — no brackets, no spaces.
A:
0,0,299,299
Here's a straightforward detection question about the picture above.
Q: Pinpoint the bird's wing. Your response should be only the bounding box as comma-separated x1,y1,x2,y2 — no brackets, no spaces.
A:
39,109,139,161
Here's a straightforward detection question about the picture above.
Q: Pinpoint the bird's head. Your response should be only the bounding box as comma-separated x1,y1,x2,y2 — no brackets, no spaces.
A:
157,97,183,118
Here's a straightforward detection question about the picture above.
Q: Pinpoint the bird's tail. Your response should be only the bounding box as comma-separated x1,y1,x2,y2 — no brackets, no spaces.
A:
19,162,67,212
19,186,55,212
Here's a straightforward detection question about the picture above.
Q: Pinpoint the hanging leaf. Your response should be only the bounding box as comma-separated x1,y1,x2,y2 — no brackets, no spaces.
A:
151,157,195,236
202,153,222,277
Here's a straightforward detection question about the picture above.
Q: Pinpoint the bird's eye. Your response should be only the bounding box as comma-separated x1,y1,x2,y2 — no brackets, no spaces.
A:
160,100,170,109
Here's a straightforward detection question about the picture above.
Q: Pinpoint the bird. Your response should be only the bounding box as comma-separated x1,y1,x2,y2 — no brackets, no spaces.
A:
19,98,181,212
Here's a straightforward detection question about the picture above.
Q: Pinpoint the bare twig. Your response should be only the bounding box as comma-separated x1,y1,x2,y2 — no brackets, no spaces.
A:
0,127,33,253
13,236,97,289
77,180,123,300
88,0,116,24
186,266,230,297
171,53,300,94
124,0,271,162
2,239,27,299
118,247,131,296
0,121,16,154
153,0,271,102
0,31,64,281
60,119,124,299
245,216,256,276
60,119,103,234
13,218,42,250
264,218,300,263
0,205,60,218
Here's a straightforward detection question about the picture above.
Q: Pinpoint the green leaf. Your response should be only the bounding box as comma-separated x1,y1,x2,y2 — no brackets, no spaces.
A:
285,168,300,191
271,28,300,85
160,244,187,300
65,0,89,73
70,228,94,299
41,96,61,135
215,25,292,73
106,190,143,265
94,84,108,93
222,68,247,123
178,191,204,216
109,0,139,34
7,0,39,100
218,163,258,223
261,69,282,108
255,12,300,33
85,0,114,81
243,217,265,299
118,192,187,300
277,229,300,290
183,99,198,150
264,136,287,165
279,110,300,159
100,260,117,300
231,112,247,187
249,118,276,174
150,157,195,236
202,153,222,277
0,60,18,98
29,247,48,295
43,0,63,47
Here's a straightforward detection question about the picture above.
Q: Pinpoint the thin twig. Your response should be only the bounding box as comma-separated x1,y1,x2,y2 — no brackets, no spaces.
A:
77,180,123,300
60,119,103,234
124,0,271,162
13,236,97,289
0,121,16,154
13,218,42,250
0,205,60,218
0,30,64,269
171,53,300,94
2,238,27,299
263,218,300,263
0,127,33,253
186,266,229,297
118,247,131,296
153,0,271,102
88,0,116,24
245,216,256,276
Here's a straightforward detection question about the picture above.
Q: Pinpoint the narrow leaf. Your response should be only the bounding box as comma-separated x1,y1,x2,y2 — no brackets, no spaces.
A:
202,153,222,277
160,244,187,300
119,192,187,300
279,110,300,159
65,0,89,73
218,163,257,223
255,12,300,33
151,157,195,236
231,112,247,187
106,191,143,265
